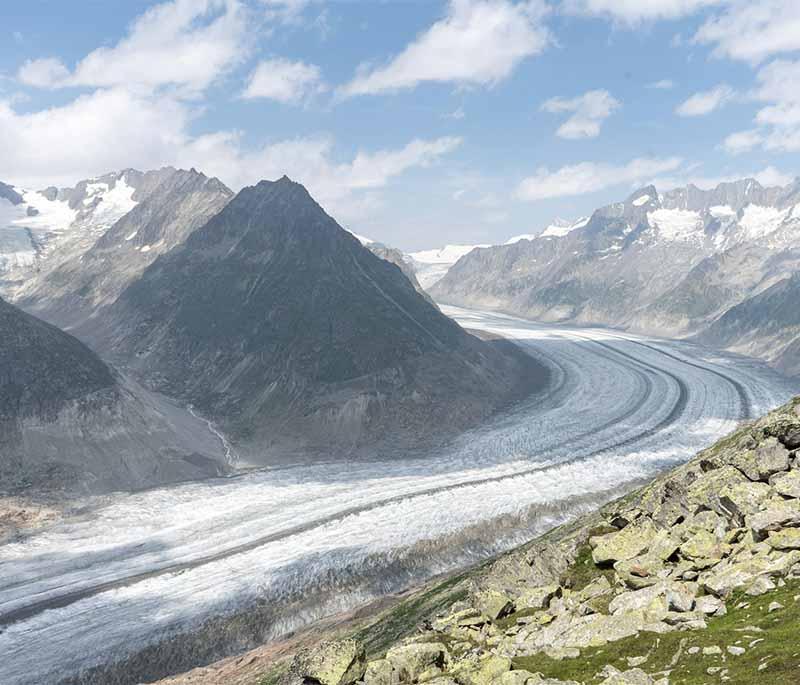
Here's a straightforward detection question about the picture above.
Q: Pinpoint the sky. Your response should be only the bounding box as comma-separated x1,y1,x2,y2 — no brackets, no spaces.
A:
1,0,799,250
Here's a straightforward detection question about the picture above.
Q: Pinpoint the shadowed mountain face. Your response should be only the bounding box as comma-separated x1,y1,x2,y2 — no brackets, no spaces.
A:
15,168,233,329
88,177,545,458
698,272,800,377
0,296,227,494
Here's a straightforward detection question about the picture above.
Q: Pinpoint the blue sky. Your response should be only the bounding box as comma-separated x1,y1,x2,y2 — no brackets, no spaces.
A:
1,1,799,250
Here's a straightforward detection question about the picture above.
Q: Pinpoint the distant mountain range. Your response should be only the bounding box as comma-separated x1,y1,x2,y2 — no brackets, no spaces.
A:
429,177,800,376
0,170,545,490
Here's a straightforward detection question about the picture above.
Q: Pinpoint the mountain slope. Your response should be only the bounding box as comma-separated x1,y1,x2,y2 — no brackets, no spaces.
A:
86,177,545,458
0,170,144,289
698,271,800,376
431,177,800,372
0,297,227,494
15,168,232,329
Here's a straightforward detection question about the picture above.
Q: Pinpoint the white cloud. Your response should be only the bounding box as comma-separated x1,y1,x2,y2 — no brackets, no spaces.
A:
675,84,735,116
183,133,463,222
564,0,723,24
242,58,325,104
647,79,675,89
17,0,248,94
695,0,800,64
516,157,683,201
339,0,550,97
722,129,763,154
723,59,800,154
17,57,70,88
541,89,620,139
0,86,461,224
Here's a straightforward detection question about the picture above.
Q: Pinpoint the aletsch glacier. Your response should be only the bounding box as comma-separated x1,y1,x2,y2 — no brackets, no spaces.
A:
1,307,796,685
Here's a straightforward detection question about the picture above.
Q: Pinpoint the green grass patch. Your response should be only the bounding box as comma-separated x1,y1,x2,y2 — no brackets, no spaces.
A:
351,572,470,659
512,579,800,684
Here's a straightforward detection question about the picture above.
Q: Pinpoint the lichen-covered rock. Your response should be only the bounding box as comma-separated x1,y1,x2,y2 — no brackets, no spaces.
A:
591,518,657,565
450,654,511,685
728,438,791,482
767,528,800,550
293,639,366,685
747,499,800,540
362,659,394,685
474,589,514,620
771,470,800,499
385,642,449,683
517,584,561,611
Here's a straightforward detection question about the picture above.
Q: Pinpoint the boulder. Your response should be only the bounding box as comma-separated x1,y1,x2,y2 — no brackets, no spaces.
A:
680,530,727,564
729,438,790,482
771,470,800,499
385,642,449,683
614,555,665,589
517,584,560,611
767,528,800,550
717,480,773,524
694,595,726,615
747,499,800,540
450,654,511,685
363,659,395,685
592,518,658,565
474,589,514,620
500,670,539,685
293,639,366,685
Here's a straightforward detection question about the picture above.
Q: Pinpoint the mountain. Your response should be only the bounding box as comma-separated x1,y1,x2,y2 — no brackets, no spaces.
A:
408,244,490,289
0,297,227,494
506,216,590,244
82,177,544,459
0,170,144,289
14,167,233,329
431,177,800,373
698,271,800,376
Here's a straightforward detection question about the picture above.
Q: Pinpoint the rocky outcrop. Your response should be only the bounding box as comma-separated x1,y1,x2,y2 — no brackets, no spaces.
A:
311,397,800,685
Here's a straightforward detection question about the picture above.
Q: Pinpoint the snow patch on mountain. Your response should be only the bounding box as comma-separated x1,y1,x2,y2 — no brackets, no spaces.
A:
632,193,652,207
647,208,704,243
540,216,590,238
738,204,789,241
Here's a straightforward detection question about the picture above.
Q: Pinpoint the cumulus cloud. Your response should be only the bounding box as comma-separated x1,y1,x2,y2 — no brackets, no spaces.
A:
675,84,735,116
17,0,247,94
17,57,69,88
647,79,675,89
695,0,800,64
564,0,723,24
541,89,620,139
242,58,325,104
0,86,461,223
723,59,800,154
339,0,550,97
516,157,683,201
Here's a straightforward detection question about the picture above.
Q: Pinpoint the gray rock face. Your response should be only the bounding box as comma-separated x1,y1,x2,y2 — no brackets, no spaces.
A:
86,177,546,460
697,271,800,376
430,177,800,375
16,168,233,330
0,296,227,494
0,181,24,206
